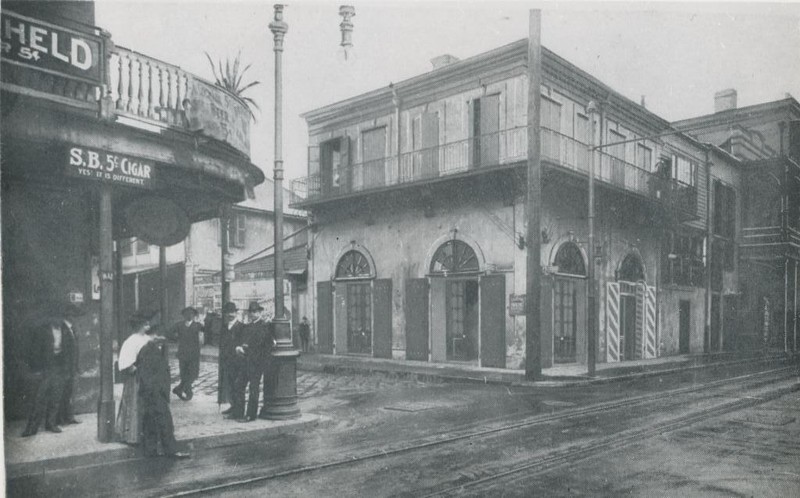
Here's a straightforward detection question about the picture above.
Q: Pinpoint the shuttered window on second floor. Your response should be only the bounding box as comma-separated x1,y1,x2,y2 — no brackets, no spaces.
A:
228,213,246,248
713,180,736,239
672,154,697,187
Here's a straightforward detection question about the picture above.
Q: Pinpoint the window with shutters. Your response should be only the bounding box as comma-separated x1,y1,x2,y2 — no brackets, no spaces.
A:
121,238,133,256
228,213,246,248
636,144,653,172
672,154,697,187
713,180,736,239
662,231,705,287
136,239,149,254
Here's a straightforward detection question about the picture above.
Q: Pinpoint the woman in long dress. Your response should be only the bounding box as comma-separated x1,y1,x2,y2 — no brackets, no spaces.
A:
115,311,155,444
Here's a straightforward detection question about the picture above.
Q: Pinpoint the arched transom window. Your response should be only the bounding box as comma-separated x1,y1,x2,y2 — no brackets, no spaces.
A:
554,242,586,277
618,253,645,282
430,240,479,274
335,250,372,279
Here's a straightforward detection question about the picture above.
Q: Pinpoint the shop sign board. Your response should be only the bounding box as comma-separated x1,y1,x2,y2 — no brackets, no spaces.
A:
1,10,104,84
66,146,156,189
509,294,526,316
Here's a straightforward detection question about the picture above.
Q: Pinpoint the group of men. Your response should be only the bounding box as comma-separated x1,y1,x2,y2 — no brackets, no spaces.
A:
218,301,276,422
21,303,84,437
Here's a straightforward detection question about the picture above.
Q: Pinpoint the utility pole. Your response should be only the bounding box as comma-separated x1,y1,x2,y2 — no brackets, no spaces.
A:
525,9,543,381
587,101,598,376
97,185,115,441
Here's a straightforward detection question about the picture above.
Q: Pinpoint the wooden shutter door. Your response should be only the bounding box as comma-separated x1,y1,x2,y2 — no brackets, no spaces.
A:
480,94,500,166
421,112,440,178
575,279,588,365
480,274,506,368
541,274,554,369
405,278,429,361
430,278,446,362
334,284,348,354
373,279,393,359
316,281,333,354
339,136,351,193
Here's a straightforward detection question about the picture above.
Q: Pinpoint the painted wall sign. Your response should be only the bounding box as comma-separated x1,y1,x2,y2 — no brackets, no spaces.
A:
509,294,526,316
1,10,103,83
66,146,156,188
186,79,250,156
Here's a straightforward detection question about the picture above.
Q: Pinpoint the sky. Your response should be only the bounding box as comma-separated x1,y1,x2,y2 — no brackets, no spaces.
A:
94,1,800,183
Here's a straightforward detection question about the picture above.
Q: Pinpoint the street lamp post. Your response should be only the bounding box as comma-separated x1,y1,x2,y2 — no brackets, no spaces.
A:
262,3,301,420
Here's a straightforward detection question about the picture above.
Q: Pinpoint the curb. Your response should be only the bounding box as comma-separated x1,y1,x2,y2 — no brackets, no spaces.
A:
6,413,330,480
297,352,795,388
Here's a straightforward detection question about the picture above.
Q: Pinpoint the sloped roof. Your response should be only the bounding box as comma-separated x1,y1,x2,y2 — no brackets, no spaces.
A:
234,244,307,275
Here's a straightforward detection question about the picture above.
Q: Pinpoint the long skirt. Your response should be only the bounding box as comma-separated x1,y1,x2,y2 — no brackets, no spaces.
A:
115,371,142,444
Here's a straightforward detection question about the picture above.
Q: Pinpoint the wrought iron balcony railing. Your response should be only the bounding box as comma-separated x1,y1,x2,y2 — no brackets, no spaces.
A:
293,126,698,219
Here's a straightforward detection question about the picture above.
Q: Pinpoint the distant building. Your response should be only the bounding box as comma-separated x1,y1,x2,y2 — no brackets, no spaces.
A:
293,39,741,370
120,180,309,335
675,91,800,351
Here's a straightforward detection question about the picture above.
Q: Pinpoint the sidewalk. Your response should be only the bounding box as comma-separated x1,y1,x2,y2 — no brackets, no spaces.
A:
190,343,793,386
4,357,326,479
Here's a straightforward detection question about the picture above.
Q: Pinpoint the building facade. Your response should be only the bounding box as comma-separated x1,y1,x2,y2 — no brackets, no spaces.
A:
2,1,261,418
293,39,741,371
119,179,308,333
675,92,800,353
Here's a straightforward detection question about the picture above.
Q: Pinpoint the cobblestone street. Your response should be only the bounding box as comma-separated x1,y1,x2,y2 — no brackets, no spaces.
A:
167,356,430,405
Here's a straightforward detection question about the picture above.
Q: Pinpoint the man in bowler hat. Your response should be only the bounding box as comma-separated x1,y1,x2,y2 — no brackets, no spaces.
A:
171,307,202,401
22,317,69,437
219,302,245,416
233,302,272,422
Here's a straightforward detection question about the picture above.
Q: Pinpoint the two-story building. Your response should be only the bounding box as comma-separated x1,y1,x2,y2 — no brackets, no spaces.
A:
293,39,741,372
675,91,800,353
1,1,262,418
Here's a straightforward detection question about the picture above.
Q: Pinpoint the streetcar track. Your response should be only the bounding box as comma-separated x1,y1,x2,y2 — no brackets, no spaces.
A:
161,365,798,497
425,380,800,497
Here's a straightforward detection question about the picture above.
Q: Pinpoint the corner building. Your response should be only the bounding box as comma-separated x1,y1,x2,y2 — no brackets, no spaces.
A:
1,2,262,418
294,39,741,371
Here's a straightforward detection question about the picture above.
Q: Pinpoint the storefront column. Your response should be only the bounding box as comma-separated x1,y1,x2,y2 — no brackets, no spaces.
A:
98,185,115,442
160,246,167,329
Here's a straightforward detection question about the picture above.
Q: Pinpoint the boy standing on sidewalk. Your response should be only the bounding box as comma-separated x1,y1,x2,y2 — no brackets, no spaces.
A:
171,307,202,401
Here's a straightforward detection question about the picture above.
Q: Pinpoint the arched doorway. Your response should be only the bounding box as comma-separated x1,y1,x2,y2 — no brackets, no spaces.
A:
335,250,373,355
430,240,480,362
552,242,587,364
617,252,645,361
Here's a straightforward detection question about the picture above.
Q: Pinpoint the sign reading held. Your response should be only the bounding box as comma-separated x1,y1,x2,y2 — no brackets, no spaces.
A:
67,146,155,188
1,10,103,83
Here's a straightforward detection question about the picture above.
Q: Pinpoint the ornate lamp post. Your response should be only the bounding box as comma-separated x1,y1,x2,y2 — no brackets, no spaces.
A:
262,3,299,420
262,4,355,419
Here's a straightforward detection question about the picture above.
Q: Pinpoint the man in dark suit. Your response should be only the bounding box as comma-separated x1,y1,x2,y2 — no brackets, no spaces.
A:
234,302,272,422
56,303,84,426
22,318,67,437
137,317,190,459
171,307,202,401
218,302,245,416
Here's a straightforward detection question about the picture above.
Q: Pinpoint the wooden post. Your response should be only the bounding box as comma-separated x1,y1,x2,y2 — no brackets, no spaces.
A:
220,206,230,307
97,185,115,442
587,101,597,376
160,246,168,331
525,9,543,381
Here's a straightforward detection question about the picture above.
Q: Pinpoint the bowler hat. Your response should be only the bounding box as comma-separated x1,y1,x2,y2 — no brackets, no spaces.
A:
221,302,237,314
181,306,198,317
247,301,264,313
63,303,86,317
129,309,157,328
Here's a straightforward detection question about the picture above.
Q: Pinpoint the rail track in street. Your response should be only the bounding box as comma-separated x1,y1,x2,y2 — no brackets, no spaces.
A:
165,364,799,497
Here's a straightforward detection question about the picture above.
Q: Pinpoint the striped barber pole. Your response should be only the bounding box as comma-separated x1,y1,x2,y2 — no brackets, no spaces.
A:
642,285,658,359
606,282,620,362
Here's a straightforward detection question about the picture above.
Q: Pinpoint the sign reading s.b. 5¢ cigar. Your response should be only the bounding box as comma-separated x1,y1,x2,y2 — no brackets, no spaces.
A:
66,146,156,188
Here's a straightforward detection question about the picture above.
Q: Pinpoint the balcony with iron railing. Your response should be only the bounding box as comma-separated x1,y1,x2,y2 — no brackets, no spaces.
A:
292,126,698,219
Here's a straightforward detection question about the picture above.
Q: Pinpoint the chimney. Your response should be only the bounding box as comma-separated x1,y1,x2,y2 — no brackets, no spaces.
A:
714,89,737,113
430,54,460,70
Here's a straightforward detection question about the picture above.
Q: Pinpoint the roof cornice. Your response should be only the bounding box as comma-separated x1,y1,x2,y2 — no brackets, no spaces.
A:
302,39,672,135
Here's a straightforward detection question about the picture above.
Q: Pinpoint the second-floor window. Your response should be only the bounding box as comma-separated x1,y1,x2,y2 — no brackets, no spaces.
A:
636,144,652,171
136,239,149,254
609,129,626,161
121,238,133,257
672,154,697,187
228,213,246,248
713,180,736,239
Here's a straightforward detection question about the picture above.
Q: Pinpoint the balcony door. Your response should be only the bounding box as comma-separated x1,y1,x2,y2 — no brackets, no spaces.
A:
411,112,439,180
471,95,499,168
361,127,386,189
